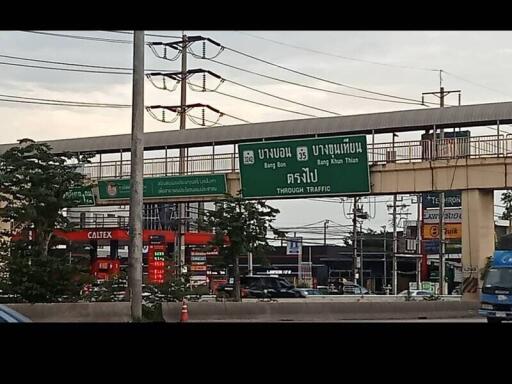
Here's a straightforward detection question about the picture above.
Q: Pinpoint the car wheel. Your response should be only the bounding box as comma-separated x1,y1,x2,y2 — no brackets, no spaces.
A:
487,317,503,324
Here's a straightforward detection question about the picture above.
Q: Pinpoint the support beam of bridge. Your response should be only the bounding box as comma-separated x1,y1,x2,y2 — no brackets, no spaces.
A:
371,157,512,194
461,190,494,302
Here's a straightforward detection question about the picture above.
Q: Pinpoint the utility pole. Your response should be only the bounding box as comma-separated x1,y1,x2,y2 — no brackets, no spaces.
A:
416,194,422,288
392,132,398,295
381,225,387,292
352,197,358,284
128,30,144,322
439,85,446,296
323,219,329,247
392,194,398,295
360,220,364,288
421,76,461,295
177,33,188,278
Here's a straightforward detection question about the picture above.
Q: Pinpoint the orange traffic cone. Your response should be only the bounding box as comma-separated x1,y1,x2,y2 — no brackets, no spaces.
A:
180,299,189,322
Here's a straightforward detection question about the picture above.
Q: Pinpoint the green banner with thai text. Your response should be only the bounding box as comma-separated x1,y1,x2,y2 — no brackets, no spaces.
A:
98,174,227,200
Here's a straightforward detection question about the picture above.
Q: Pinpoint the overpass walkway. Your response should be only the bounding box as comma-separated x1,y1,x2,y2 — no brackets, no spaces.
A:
82,134,511,181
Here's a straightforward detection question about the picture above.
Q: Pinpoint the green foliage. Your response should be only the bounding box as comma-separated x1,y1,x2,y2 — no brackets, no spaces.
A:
0,139,94,303
481,256,492,281
205,193,283,301
0,239,92,303
501,190,512,220
142,303,164,322
344,228,390,250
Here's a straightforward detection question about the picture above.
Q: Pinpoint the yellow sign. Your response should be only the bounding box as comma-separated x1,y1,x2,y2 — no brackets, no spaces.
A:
422,223,462,240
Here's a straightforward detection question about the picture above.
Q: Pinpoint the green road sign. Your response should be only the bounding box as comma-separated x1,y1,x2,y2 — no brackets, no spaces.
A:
98,174,227,200
238,135,370,199
65,186,95,206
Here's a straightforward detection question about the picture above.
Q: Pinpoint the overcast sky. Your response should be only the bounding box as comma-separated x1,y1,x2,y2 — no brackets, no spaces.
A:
1,30,511,243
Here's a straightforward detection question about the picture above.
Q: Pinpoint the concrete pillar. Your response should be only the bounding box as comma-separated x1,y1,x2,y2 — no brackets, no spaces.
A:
110,240,119,260
226,172,241,196
461,189,494,301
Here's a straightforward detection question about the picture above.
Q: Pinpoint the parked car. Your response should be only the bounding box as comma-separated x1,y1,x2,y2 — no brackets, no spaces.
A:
398,289,434,298
318,285,341,295
217,276,305,299
451,286,461,295
296,288,323,297
342,284,370,295
0,304,31,323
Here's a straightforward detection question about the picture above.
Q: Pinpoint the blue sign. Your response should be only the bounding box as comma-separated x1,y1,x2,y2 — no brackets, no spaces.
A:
422,239,461,255
492,251,512,267
286,237,302,256
422,191,462,209
423,240,440,254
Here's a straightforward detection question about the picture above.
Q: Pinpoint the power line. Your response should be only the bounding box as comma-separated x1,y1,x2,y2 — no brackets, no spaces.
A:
0,53,133,71
209,58,431,107
0,53,173,74
220,112,251,123
188,80,317,118
0,60,129,75
236,31,439,73
1,52,340,116
214,88,317,118
224,78,341,116
0,93,130,107
22,31,133,44
0,98,129,108
221,45,428,104
148,70,342,116
443,70,512,98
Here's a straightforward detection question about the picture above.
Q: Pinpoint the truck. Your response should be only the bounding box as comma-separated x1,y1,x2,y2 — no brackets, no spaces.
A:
479,250,512,323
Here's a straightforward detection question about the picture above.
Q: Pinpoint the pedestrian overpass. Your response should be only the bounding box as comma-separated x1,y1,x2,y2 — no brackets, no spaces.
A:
3,101,512,301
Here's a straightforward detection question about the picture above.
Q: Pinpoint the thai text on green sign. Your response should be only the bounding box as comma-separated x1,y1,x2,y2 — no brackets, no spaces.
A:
238,135,370,198
98,174,227,200
65,186,95,206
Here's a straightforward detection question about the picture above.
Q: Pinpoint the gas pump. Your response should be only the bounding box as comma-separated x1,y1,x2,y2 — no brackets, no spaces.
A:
90,236,121,281
91,259,120,280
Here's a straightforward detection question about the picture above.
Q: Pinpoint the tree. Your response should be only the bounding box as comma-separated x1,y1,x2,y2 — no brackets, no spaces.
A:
0,139,93,302
501,190,512,221
206,193,284,302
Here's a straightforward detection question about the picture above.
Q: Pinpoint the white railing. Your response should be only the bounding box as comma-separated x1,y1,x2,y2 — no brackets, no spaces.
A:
83,135,512,180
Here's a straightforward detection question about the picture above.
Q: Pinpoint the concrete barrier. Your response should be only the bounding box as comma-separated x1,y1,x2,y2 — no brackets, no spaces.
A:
241,295,463,303
162,301,479,322
6,302,132,322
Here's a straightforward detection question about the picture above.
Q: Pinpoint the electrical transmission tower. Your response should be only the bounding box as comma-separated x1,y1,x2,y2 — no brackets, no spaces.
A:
146,34,243,278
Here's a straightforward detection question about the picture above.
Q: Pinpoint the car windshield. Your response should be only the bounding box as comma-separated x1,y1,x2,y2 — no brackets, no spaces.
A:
484,268,512,289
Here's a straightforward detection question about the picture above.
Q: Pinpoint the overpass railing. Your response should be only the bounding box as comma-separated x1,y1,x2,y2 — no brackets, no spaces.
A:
83,134,512,180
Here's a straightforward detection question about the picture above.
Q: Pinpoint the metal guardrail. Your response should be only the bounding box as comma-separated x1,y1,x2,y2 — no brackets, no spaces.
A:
82,135,512,180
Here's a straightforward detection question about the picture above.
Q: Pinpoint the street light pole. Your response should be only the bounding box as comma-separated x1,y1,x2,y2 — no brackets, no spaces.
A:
352,197,358,283
323,219,329,248
381,225,387,292
360,220,364,288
